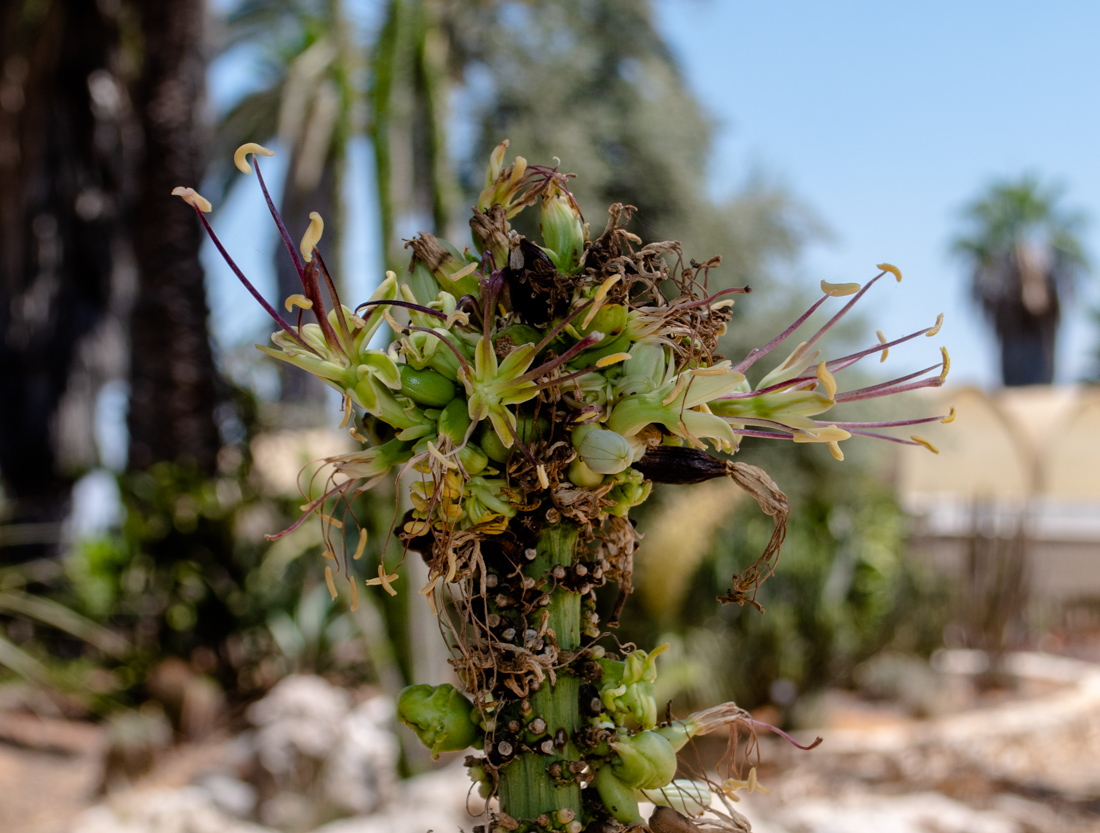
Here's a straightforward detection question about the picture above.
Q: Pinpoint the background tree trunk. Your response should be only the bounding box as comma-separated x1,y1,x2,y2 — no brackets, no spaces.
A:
0,0,129,560
128,0,220,474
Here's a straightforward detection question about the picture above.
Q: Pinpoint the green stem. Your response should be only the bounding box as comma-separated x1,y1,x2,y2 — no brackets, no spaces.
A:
498,521,583,824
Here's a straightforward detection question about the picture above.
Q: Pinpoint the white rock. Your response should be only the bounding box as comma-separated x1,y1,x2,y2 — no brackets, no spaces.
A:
771,791,1021,833
71,786,275,833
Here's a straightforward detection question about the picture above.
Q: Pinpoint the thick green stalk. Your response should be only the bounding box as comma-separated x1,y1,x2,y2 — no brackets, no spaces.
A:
497,521,583,823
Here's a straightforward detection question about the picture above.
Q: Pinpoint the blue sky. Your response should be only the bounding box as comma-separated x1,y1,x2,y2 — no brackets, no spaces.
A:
203,0,1100,388
654,0,1100,385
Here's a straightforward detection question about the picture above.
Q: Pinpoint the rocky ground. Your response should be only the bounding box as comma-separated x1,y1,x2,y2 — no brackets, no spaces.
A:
1,651,1097,833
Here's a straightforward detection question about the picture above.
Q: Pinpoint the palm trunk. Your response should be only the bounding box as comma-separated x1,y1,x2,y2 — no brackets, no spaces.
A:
0,0,128,560
128,0,220,474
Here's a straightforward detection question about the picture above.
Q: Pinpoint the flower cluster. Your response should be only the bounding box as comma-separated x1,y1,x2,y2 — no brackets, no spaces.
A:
174,140,950,831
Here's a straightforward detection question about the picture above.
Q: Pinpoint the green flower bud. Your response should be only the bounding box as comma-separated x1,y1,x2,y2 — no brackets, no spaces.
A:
457,443,488,476
407,260,442,305
438,397,474,444
480,423,511,463
594,763,642,825
573,424,633,475
400,365,458,408
576,303,626,341
610,730,677,790
397,683,481,759
653,720,692,753
540,186,586,275
567,457,605,488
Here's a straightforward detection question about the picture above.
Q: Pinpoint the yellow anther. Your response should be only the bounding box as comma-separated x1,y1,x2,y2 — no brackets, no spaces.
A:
338,394,353,429
234,142,275,174
321,550,337,561
324,565,338,600
791,424,851,445
171,186,212,213
349,425,368,443
911,435,939,454
711,298,736,310
352,527,368,561
876,330,889,363
366,564,400,596
877,262,902,282
596,352,631,368
574,409,601,423
450,260,479,282
537,464,550,490
816,361,837,399
318,513,344,530
939,346,951,382
941,406,956,424
926,312,944,337
427,441,457,469
299,211,324,262
349,579,359,611
828,440,845,461
820,279,861,297
582,274,621,329
285,293,313,312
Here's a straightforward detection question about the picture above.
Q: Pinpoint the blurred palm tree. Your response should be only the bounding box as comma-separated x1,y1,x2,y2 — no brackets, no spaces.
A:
0,0,131,560
952,176,1088,386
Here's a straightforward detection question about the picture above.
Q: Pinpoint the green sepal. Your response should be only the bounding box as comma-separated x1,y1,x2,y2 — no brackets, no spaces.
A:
396,683,481,759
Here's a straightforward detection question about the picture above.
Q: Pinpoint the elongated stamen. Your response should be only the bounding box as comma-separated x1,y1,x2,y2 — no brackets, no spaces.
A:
828,414,950,429
355,299,448,319
183,203,319,356
792,271,890,366
834,367,947,403
531,298,595,356
303,259,344,357
843,429,934,446
825,320,945,373
252,157,307,289
315,249,354,352
516,333,602,383
729,427,796,440
733,293,833,374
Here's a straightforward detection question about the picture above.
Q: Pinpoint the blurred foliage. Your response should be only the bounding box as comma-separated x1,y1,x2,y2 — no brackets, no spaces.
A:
0,386,396,716
621,440,953,723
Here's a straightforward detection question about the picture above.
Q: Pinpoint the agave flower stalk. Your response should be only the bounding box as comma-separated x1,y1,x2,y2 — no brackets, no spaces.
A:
174,139,950,832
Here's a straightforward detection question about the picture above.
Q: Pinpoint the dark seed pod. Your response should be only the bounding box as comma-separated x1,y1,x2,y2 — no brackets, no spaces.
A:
633,445,731,484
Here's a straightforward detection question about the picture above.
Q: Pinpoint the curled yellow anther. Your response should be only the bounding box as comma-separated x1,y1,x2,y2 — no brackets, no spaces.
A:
324,565,338,600
941,406,956,424
821,279,861,297
285,293,313,312
816,360,837,399
939,346,951,382
828,440,845,461
536,465,550,490
926,312,944,337
171,186,212,213
366,564,400,596
300,211,323,262
876,330,889,363
234,142,275,174
711,298,736,310
582,274,621,329
595,352,631,368
352,527,368,561
911,435,939,454
877,262,902,282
